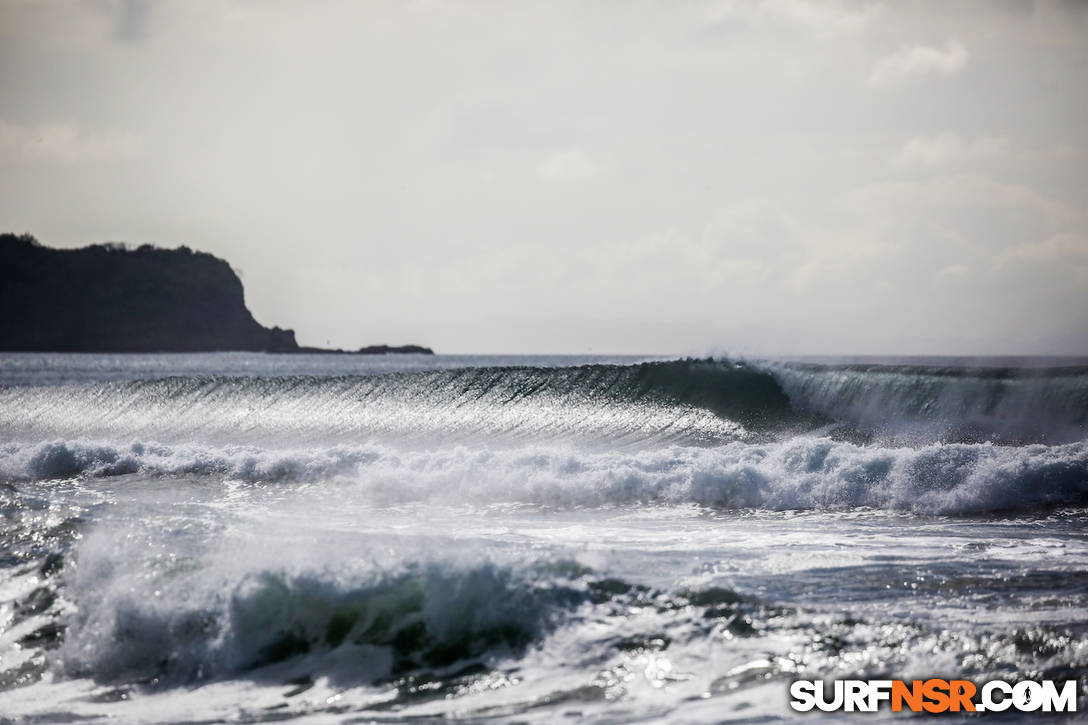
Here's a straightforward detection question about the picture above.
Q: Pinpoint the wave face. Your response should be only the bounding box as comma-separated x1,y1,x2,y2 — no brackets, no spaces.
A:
0,361,794,448
1,358,1087,514
4,358,1086,448
760,360,1088,445
59,552,584,687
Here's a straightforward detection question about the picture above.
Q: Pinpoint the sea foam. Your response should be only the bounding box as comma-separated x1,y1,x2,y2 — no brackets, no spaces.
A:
4,437,1086,515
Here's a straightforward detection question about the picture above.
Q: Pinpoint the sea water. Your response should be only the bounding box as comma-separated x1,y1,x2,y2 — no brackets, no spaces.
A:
0,353,1086,722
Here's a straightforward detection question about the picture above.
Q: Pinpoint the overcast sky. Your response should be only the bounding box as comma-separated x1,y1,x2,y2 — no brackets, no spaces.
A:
2,0,1086,354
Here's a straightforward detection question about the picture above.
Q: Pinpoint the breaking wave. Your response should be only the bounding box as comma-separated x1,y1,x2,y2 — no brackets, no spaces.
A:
58,557,586,687
17,541,1086,698
2,359,1086,447
0,362,770,447
759,359,1088,444
3,437,1086,515
1,359,1086,515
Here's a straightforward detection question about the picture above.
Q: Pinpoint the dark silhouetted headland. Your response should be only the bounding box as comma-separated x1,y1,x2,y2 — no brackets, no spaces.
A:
0,234,433,354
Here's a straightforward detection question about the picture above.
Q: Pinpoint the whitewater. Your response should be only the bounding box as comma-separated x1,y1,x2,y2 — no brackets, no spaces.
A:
1,353,1086,723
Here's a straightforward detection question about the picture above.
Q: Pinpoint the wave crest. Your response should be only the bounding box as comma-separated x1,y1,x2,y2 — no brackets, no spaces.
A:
4,359,1086,448
6,438,1087,515
59,559,585,686
760,360,1088,444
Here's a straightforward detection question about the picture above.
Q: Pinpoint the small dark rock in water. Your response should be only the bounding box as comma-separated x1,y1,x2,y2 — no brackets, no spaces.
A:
355,344,434,355
294,344,435,355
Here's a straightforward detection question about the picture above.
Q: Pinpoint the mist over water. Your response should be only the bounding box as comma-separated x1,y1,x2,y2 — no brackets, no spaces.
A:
1,353,1086,722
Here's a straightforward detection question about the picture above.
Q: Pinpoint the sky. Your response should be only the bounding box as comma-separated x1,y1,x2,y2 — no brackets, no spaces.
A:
1,0,1087,355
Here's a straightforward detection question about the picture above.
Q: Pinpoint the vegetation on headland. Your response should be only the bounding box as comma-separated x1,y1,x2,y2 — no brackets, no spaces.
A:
0,234,433,355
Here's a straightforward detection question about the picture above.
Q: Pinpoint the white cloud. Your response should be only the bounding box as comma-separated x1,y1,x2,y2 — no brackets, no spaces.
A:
0,119,141,165
867,39,968,88
936,263,969,279
841,173,1081,229
705,0,881,35
999,233,1088,265
537,148,597,182
701,200,801,259
895,133,1008,168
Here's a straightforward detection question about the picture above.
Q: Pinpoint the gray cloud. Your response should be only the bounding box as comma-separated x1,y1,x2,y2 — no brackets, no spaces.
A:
0,0,1085,354
894,133,1008,168
867,39,968,88
116,0,151,43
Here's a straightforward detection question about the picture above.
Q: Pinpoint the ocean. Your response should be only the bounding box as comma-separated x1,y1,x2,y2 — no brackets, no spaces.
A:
0,352,1086,722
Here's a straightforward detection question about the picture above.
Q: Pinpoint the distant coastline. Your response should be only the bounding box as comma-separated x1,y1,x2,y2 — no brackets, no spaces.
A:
0,234,433,355
296,344,435,355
